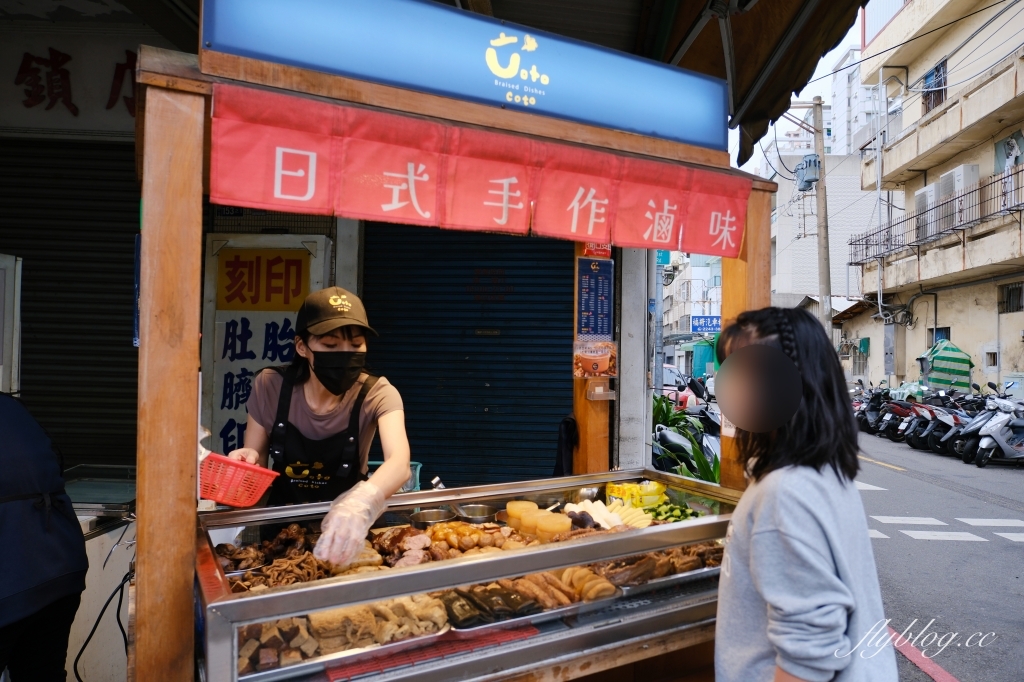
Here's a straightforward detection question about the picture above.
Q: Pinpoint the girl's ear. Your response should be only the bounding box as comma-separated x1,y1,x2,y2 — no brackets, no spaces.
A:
295,336,310,360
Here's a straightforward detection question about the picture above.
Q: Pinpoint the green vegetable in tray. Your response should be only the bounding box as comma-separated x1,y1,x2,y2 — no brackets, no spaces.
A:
650,502,702,522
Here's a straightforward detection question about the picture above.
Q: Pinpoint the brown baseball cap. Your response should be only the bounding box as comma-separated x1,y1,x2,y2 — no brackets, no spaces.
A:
295,287,378,336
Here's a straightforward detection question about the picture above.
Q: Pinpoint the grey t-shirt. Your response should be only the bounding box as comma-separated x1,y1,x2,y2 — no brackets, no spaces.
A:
716,465,898,682
246,370,404,474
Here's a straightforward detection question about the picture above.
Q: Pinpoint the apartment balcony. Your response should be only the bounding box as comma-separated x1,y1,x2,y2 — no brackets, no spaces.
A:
851,163,1024,262
861,0,981,84
862,47,1024,190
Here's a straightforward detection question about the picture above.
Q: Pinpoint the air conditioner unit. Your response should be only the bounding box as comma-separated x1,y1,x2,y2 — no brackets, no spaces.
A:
938,164,979,228
915,184,938,242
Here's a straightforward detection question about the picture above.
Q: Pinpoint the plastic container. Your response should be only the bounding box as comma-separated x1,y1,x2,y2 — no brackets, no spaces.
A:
199,453,279,507
505,500,538,530
536,513,572,543
520,509,553,536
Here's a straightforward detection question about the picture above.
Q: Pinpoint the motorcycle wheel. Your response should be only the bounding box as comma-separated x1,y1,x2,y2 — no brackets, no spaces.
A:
886,426,905,442
905,430,923,449
928,430,949,454
975,447,994,468
960,437,979,464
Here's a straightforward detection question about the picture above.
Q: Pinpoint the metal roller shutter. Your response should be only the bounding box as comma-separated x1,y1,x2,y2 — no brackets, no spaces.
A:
363,222,574,487
0,138,139,467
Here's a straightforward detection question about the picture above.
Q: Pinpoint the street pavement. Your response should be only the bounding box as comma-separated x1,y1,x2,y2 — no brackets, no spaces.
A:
856,433,1024,682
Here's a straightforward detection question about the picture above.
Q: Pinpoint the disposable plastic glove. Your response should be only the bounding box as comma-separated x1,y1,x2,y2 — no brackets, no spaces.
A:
313,480,386,567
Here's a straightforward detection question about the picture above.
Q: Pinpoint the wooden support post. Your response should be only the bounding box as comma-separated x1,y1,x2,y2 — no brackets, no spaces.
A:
719,188,772,491
135,87,205,682
572,243,610,474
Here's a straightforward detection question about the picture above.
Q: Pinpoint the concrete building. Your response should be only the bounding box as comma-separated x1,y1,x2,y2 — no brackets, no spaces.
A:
831,48,877,155
662,253,721,374
771,154,883,303
842,0,1024,389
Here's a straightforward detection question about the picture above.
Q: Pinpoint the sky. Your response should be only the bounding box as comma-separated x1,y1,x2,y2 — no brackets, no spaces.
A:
732,13,862,172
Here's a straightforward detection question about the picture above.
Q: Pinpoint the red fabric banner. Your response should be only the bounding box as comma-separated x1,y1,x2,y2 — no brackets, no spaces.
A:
209,83,752,256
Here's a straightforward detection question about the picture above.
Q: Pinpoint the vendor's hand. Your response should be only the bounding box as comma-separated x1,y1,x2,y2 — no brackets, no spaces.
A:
314,481,386,566
227,448,260,465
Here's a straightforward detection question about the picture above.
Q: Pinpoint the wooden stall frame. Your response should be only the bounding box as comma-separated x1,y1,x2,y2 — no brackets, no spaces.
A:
133,45,775,680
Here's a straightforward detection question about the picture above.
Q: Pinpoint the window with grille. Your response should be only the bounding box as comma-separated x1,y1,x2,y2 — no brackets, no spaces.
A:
922,61,947,114
852,349,869,376
927,327,951,346
999,282,1023,313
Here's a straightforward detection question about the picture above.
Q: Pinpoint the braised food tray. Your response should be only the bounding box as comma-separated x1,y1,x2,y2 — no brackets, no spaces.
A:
238,624,451,682
448,588,622,639
619,566,720,597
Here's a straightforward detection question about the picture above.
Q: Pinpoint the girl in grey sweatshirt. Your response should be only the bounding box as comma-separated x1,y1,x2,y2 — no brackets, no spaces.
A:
713,307,898,682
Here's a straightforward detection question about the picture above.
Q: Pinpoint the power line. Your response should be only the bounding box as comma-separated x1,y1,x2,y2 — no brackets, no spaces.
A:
774,125,797,174
804,0,1015,86
758,138,795,181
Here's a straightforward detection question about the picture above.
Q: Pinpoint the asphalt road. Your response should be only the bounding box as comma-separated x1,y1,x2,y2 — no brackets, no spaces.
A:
856,433,1024,682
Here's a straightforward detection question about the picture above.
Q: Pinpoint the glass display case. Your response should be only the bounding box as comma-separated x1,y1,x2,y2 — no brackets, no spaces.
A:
195,469,738,681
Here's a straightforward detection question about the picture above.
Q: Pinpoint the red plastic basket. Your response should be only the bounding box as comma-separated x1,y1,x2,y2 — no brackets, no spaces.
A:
199,453,279,507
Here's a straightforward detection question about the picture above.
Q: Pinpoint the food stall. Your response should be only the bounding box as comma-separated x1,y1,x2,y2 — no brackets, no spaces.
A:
197,470,737,680
130,0,782,679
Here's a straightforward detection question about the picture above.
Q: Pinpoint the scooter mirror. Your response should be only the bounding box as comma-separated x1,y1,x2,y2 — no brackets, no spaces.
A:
988,381,999,391
687,376,707,400
972,383,981,391
857,379,864,386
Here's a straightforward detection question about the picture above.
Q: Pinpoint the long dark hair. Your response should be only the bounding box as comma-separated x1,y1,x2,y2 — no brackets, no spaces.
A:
715,307,859,482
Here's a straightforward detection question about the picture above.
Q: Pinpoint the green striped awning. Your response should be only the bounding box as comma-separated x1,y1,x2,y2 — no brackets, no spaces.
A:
921,340,974,390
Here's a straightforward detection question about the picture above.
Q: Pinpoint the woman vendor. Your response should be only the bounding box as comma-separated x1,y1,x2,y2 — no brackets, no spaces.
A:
228,286,410,567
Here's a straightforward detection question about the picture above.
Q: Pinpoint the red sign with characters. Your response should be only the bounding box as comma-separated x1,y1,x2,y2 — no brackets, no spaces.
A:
210,83,752,256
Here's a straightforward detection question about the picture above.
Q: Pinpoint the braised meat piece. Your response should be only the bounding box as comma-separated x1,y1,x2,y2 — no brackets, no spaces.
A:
392,549,430,568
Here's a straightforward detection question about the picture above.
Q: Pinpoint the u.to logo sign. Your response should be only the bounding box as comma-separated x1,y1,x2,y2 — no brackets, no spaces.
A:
274,147,317,201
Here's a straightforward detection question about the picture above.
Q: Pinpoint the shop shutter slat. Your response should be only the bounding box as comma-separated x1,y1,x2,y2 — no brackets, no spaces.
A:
0,139,139,467
363,223,574,487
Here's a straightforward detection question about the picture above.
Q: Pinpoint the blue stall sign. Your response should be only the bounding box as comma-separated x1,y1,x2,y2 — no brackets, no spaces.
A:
577,258,614,341
655,250,671,266
202,0,728,150
690,316,721,333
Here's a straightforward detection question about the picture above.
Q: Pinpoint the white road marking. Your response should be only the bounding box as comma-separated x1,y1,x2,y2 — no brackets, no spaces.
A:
856,482,887,491
955,518,1024,527
994,533,1024,542
868,529,889,539
871,516,947,525
900,531,988,541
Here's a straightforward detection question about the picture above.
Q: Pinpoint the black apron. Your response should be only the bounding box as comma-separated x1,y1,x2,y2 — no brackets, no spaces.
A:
265,368,378,507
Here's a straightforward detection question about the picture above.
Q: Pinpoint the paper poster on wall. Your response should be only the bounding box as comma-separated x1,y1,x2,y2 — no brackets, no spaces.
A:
202,237,327,456
212,310,297,454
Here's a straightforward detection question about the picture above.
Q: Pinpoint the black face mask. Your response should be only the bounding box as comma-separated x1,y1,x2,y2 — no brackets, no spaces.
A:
310,351,366,396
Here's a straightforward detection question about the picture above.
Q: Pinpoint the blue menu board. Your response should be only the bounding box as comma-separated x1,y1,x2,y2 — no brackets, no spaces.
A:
577,257,614,341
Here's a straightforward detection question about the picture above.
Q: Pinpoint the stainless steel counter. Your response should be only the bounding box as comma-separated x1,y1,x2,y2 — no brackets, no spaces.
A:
196,469,735,681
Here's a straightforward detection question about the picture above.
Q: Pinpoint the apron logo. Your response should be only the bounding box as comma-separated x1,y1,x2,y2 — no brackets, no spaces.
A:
285,462,311,479
485,32,548,108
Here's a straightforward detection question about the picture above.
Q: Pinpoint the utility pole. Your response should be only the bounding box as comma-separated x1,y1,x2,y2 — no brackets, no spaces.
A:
812,95,833,332
654,262,664,390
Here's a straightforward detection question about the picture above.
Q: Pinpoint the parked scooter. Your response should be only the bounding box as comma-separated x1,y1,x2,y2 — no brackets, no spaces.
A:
856,382,888,434
928,388,984,454
975,384,1024,467
875,396,916,442
954,382,1003,462
684,376,721,462
900,387,962,449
